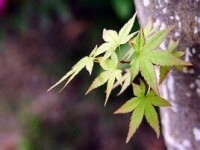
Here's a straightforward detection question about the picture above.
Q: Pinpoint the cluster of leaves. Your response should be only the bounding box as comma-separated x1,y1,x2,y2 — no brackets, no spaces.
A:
48,13,191,143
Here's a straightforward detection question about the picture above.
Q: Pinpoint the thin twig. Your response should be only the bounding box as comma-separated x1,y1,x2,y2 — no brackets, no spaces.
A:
119,60,130,64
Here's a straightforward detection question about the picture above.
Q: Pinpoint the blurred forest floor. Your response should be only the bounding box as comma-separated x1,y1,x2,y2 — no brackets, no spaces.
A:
0,1,166,150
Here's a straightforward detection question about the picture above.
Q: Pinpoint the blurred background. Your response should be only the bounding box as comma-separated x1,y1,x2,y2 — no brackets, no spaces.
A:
0,0,166,149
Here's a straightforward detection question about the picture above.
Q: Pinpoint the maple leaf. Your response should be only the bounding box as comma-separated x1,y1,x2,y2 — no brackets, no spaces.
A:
112,69,131,96
48,13,193,144
159,39,185,83
114,81,171,143
86,53,122,106
130,27,192,94
143,17,161,38
93,13,137,59
47,46,97,91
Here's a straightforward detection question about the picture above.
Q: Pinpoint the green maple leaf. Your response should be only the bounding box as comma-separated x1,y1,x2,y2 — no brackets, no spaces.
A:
159,40,185,83
93,13,137,59
126,102,145,143
48,12,193,144
130,27,192,94
115,81,171,143
143,18,153,37
86,53,122,106
112,69,131,96
47,46,97,91
143,17,161,38
131,29,145,52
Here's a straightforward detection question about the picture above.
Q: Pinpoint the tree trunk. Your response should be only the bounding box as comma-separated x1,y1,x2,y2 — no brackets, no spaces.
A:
134,0,200,149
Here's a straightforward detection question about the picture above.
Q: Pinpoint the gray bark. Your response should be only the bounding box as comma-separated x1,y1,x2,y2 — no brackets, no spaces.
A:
134,0,200,149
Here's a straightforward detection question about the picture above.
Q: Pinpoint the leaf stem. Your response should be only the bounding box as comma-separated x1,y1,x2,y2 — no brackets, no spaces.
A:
119,60,130,64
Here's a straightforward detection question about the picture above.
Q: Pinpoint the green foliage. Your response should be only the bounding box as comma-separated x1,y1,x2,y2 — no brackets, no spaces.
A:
94,14,137,59
48,47,97,92
48,13,192,142
115,81,171,142
86,53,122,106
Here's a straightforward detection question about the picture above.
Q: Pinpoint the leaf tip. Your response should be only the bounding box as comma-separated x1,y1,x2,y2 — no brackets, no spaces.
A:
168,102,172,107
85,89,90,95
117,91,122,96
133,11,137,19
47,88,52,92
85,85,94,95
156,130,160,139
59,87,65,92
114,109,120,114
104,97,109,107
47,84,57,92
125,133,132,143
187,62,193,66
125,138,130,144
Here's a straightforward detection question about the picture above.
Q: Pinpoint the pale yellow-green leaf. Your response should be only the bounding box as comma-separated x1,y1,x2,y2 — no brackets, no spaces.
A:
89,45,98,57
122,48,134,61
111,70,130,94
114,97,141,114
142,26,174,51
130,54,139,81
47,70,74,92
132,83,143,97
145,103,160,138
120,32,138,46
126,103,145,143
172,51,185,58
86,58,94,75
135,29,145,52
139,59,159,95
143,50,192,66
130,33,138,51
100,58,116,71
86,70,111,94
72,57,89,69
139,79,146,95
121,31,138,45
59,67,83,91
94,14,137,60
102,51,114,61
159,66,171,84
143,18,153,37
117,71,131,95
94,43,113,57
132,80,146,97
103,29,119,44
112,74,124,90
99,52,118,70
48,57,89,91
105,76,116,106
119,13,137,44
115,70,123,85
168,39,179,51
159,42,186,83
148,94,171,107
167,40,184,58
111,52,118,67
105,70,122,106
